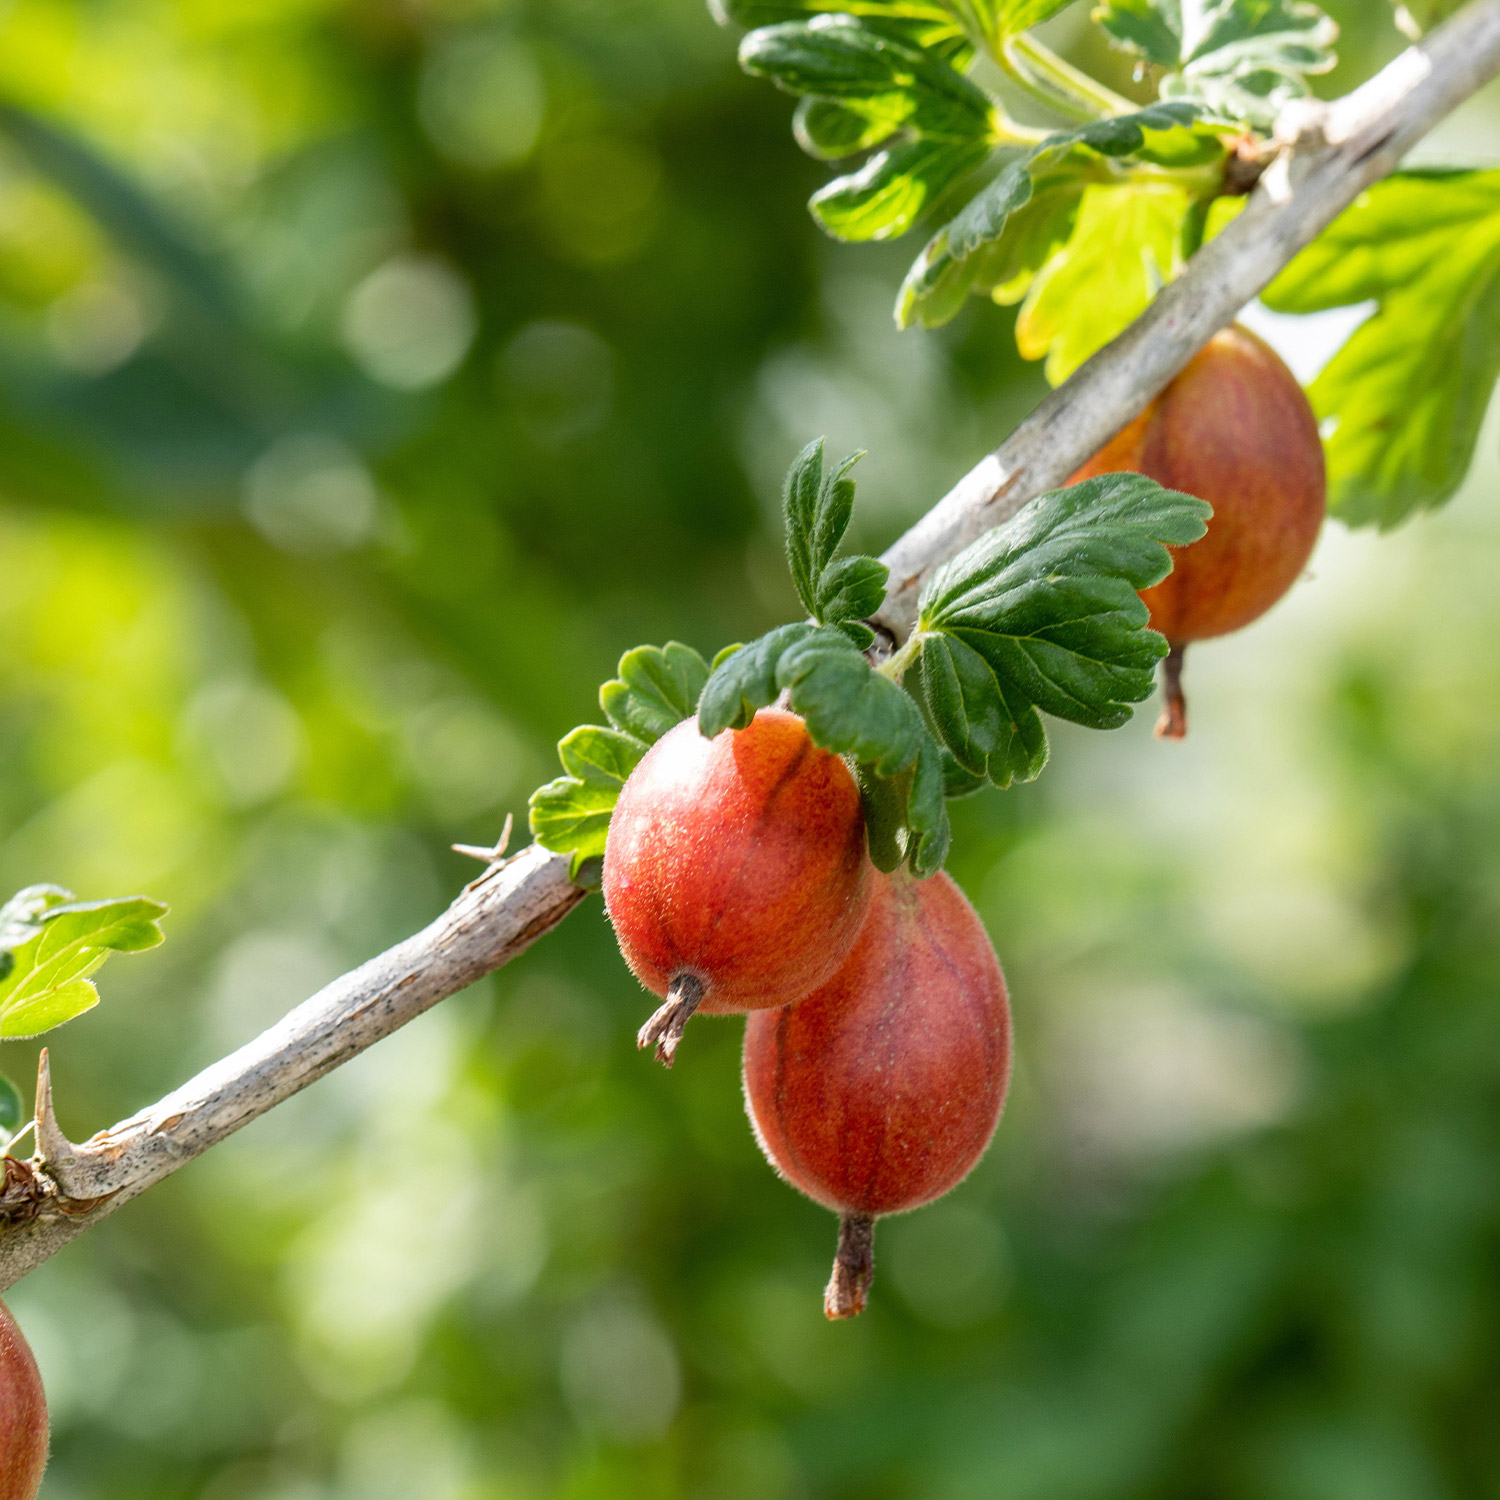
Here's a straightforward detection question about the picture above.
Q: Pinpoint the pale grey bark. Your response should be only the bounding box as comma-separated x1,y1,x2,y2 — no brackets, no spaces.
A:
3,0,1499,1290
0,844,583,1289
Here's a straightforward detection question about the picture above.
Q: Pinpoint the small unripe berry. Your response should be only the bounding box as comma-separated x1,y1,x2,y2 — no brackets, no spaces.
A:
1070,324,1326,737
0,1300,48,1500
604,708,871,1065
743,867,1011,1317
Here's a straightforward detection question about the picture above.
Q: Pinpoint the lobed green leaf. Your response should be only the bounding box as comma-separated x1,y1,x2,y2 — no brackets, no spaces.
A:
739,17,992,137
813,137,993,241
915,474,1209,753
529,776,624,880
916,632,1050,788
1262,169,1500,528
777,439,889,627
1016,179,1191,383
600,642,711,745
559,726,649,787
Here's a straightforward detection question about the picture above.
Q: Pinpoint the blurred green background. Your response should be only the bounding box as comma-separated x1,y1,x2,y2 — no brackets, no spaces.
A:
1,1,1499,1496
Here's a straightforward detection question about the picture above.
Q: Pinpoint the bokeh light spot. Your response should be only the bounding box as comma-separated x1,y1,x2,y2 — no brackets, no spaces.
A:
341,256,477,390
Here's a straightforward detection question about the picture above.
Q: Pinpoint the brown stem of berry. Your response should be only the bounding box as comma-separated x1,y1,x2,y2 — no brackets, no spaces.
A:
1155,643,1188,740
824,1213,876,1320
637,972,704,1068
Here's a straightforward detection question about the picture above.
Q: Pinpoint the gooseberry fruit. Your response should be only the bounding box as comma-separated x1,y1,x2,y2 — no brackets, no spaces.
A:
1070,324,1326,738
742,866,1011,1318
0,1300,48,1500
604,707,871,1066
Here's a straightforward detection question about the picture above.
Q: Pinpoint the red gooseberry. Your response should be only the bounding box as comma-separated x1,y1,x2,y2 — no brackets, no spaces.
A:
743,866,1011,1317
604,708,871,1066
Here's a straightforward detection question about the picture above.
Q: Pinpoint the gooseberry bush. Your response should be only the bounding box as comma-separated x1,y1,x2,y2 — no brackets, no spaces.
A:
0,7,1495,1440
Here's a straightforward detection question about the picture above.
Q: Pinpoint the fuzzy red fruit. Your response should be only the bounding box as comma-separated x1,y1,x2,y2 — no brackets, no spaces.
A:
0,1300,48,1500
604,708,871,1066
1069,324,1326,738
743,867,1011,1318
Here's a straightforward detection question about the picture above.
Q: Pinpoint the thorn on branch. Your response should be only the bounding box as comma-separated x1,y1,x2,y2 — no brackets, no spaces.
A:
455,813,517,890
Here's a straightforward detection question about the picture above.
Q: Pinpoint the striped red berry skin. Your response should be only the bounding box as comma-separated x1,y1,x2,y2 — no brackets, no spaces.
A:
0,1299,48,1500
604,708,871,1065
743,866,1011,1317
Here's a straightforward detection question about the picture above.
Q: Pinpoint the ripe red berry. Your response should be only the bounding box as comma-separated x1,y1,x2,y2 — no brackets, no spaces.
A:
604,708,871,1066
743,867,1011,1318
0,1300,48,1500
1070,324,1326,738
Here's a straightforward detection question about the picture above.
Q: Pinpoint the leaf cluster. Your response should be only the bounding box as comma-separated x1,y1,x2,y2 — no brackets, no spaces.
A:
716,0,1337,360
530,439,1205,882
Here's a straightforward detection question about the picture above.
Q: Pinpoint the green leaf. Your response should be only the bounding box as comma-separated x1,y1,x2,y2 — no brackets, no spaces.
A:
778,440,889,626
916,473,1210,741
813,136,993,241
1262,169,1500,528
600,642,710,745
558,726,649,787
696,625,951,874
529,776,624,879
0,890,168,1040
740,16,997,241
917,632,1050,788
1016,179,1193,383
795,97,901,159
817,554,890,625
784,438,840,612
697,623,819,736
532,642,709,877
0,1072,25,1150
898,103,1221,329
599,645,709,746
739,17,992,136
1094,0,1338,128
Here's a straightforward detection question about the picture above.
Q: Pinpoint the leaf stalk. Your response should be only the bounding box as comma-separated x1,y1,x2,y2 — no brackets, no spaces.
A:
1001,33,1137,123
